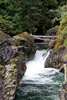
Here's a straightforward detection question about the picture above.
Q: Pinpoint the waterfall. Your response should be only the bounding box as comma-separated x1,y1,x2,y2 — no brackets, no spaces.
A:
21,50,60,84
15,50,64,100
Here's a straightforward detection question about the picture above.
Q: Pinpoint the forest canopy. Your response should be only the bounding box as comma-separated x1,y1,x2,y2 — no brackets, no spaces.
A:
0,0,67,36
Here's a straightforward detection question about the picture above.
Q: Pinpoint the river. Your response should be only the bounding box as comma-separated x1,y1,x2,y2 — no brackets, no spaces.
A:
15,50,64,100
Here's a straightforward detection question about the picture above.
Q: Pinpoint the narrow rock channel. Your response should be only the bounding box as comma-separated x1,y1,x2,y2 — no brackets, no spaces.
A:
15,50,64,100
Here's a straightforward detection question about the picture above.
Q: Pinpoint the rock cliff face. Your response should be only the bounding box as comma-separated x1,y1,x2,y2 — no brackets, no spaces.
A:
45,36,67,73
0,31,38,100
45,47,66,71
45,24,67,72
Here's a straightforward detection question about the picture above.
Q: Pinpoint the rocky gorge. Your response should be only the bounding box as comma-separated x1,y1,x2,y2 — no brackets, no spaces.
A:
0,26,67,100
0,1,67,100
45,25,67,73
0,21,67,100
0,24,67,100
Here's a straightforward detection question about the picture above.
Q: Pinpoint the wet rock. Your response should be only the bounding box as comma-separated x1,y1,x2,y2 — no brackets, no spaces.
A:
45,46,66,72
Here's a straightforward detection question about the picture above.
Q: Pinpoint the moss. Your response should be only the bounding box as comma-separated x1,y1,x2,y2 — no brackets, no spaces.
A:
13,32,30,40
54,33,63,51
54,11,67,60
59,13,67,36
23,32,30,38
65,55,67,59
11,64,16,70
64,40,67,45
13,35,22,40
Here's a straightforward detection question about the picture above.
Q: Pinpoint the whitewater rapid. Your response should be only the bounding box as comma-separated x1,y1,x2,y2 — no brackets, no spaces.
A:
15,50,64,100
21,50,60,84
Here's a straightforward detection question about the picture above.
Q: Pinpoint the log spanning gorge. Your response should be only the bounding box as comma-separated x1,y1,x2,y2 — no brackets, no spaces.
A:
15,50,64,100
31,35,57,47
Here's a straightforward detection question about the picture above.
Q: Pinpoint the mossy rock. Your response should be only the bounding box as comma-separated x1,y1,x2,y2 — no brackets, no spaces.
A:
13,32,30,40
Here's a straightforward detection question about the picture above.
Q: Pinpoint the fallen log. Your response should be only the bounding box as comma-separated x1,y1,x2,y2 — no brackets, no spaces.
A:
31,34,57,38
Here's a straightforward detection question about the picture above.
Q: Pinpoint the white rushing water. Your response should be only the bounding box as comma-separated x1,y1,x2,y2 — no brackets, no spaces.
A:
15,50,64,100
21,50,59,84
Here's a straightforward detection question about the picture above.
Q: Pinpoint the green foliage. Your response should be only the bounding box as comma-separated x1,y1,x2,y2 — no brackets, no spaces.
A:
0,0,22,35
64,40,67,45
0,0,59,35
54,9,67,51
11,64,16,70
49,5,67,26
59,12,67,36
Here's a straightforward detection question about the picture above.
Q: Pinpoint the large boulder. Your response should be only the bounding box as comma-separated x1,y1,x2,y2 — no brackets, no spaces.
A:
13,32,38,60
45,21,67,72
45,47,66,71
46,26,59,36
0,31,37,100
45,36,67,73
